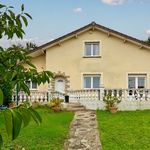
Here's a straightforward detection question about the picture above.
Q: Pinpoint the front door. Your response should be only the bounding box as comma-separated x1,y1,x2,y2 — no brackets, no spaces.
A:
55,78,65,93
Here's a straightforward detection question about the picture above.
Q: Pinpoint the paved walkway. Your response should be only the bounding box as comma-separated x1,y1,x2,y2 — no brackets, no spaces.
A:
64,103,102,150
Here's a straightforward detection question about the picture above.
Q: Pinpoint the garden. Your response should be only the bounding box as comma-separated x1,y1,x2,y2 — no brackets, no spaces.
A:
0,106,73,150
97,110,150,150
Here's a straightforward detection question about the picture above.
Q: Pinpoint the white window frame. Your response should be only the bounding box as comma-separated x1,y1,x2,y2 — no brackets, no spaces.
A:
83,74,101,89
84,42,100,57
128,74,146,89
26,80,38,90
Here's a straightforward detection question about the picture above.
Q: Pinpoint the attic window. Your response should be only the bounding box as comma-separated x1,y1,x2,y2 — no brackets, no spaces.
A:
84,42,100,57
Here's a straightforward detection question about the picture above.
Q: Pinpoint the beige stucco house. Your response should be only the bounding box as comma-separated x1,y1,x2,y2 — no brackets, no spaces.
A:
28,22,150,94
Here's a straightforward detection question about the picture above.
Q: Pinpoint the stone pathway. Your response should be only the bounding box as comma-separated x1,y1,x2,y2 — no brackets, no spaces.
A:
64,103,102,150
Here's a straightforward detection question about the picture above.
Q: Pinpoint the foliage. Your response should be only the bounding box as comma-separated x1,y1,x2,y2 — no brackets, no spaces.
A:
103,94,121,109
0,45,53,105
31,101,41,109
0,102,42,149
10,42,37,52
48,98,63,107
0,3,53,149
97,110,150,150
25,42,37,51
145,37,150,45
8,101,17,108
0,108,74,150
47,98,64,112
0,3,32,39
0,89,3,106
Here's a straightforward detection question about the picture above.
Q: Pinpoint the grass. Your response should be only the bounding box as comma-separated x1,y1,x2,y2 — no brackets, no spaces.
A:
97,110,150,150
0,107,74,150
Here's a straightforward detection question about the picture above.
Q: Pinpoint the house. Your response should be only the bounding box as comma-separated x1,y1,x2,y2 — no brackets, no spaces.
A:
17,22,150,110
29,22,150,92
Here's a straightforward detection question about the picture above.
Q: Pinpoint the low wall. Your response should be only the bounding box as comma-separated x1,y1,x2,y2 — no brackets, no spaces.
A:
79,99,150,111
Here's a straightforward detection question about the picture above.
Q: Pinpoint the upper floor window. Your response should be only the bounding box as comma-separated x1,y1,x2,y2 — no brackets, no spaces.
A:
128,74,146,89
26,80,37,90
84,42,100,57
83,75,100,89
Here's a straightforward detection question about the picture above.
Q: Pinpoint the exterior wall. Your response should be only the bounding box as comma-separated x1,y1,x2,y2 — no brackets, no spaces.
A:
31,54,46,71
30,54,48,91
44,29,150,90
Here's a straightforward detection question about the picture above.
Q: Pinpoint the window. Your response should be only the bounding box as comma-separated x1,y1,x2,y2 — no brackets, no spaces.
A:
128,74,146,89
25,81,37,90
84,42,100,57
83,75,100,89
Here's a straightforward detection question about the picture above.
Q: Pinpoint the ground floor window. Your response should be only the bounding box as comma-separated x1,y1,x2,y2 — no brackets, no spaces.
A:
25,80,37,90
128,74,146,89
83,75,100,89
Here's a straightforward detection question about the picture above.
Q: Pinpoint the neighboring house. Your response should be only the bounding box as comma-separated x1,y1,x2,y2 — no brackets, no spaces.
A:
28,22,150,94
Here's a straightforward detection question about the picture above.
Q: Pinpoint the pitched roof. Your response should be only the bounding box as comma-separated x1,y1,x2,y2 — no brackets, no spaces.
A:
29,22,150,56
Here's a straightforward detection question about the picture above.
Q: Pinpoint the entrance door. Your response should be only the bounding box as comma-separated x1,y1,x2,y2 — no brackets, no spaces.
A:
55,78,65,93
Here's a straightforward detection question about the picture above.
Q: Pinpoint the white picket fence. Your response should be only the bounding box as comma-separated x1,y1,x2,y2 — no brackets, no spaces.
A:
12,88,150,110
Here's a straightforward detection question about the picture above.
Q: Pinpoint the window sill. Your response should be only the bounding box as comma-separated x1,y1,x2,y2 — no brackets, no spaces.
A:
83,56,101,58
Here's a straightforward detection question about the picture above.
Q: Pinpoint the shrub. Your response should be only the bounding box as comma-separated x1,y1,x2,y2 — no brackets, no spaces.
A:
47,98,63,112
103,94,121,113
32,101,41,108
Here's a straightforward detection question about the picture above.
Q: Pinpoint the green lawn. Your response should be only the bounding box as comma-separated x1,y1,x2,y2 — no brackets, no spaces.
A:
97,110,150,150
0,108,74,150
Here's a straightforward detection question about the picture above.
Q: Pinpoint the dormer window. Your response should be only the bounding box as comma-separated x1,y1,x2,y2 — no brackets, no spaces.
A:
84,42,100,57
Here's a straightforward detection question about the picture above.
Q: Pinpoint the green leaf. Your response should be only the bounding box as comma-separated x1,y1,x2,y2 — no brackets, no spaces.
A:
21,4,24,11
20,82,30,95
21,16,28,26
8,6,14,9
24,13,32,19
29,107,42,125
3,109,13,137
18,107,31,127
11,109,22,140
0,88,3,105
0,134,3,150
26,61,36,68
0,4,6,8
3,109,22,140
8,10,15,19
16,15,22,28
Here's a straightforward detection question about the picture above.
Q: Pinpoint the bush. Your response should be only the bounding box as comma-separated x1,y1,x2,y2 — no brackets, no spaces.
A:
32,101,41,108
47,98,63,112
103,94,121,112
9,101,17,108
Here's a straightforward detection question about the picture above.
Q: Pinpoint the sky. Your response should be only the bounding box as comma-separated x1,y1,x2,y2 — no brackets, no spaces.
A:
1,0,150,47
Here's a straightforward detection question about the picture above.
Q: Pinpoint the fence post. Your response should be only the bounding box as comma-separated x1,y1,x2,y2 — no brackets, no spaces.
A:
47,92,49,102
100,85,105,100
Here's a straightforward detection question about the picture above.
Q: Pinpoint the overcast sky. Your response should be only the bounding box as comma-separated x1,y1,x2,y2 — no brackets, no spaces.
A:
1,0,150,47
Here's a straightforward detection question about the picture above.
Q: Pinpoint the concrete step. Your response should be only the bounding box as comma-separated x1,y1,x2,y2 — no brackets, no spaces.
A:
65,102,86,112
67,107,85,112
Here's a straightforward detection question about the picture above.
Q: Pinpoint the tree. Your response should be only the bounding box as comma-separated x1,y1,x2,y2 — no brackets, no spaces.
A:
145,37,150,45
25,42,37,51
0,3,53,149
0,46,52,105
11,42,37,52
